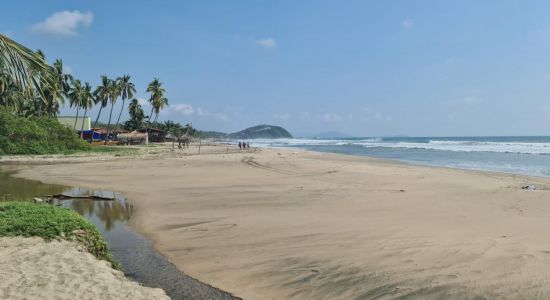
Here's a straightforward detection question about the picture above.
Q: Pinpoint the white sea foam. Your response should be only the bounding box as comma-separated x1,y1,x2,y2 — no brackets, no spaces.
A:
251,138,550,155
357,140,550,154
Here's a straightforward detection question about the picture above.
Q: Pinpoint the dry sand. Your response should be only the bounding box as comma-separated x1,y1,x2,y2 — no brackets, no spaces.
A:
12,144,550,299
0,236,168,300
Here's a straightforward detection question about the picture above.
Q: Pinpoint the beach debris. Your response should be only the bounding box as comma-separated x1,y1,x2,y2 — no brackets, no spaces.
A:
521,185,537,191
42,194,115,201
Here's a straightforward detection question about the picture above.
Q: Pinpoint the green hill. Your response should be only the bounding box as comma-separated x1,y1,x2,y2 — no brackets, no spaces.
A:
229,125,292,139
199,125,292,139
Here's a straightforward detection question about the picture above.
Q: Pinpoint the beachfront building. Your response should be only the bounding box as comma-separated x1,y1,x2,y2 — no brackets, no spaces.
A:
57,116,91,131
138,128,166,143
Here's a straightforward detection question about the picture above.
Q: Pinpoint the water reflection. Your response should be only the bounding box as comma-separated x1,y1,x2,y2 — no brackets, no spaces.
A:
62,188,133,231
0,168,66,201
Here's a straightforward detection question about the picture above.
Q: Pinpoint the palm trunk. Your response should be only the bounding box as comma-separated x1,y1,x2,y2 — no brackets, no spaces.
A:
80,108,88,139
104,103,115,145
73,107,80,130
146,107,154,137
113,98,125,140
149,112,159,143
92,105,104,142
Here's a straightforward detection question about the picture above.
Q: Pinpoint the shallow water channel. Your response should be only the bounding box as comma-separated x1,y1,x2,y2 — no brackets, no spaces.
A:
0,169,239,300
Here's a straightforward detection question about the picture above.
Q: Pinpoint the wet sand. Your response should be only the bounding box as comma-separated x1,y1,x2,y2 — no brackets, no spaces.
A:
12,144,550,299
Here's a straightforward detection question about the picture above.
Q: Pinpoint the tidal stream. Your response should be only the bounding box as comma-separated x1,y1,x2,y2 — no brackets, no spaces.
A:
0,168,239,300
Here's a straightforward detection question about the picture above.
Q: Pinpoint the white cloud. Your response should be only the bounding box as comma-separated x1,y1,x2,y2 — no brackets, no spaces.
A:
196,108,229,121
170,103,194,116
137,98,150,107
32,10,93,37
256,38,276,48
159,103,195,117
402,18,414,29
156,102,228,120
273,113,290,121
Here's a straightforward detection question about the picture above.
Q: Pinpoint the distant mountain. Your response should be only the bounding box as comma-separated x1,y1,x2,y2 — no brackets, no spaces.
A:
199,124,293,139
312,131,353,139
229,125,292,139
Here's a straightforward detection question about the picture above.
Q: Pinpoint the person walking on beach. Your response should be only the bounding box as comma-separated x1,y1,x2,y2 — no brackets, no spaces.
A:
238,142,242,150
247,142,250,149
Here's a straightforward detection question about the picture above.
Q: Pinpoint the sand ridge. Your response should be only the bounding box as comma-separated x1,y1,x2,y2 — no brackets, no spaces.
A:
13,144,550,299
0,236,169,300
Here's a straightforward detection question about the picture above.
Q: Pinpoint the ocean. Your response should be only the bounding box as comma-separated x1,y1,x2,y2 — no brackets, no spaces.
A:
250,136,550,177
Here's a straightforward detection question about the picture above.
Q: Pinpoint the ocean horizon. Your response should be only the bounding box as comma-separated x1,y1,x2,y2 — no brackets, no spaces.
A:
251,136,550,177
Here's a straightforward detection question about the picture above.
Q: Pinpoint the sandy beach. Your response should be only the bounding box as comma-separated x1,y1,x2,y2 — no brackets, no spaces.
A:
0,236,168,300
11,144,550,299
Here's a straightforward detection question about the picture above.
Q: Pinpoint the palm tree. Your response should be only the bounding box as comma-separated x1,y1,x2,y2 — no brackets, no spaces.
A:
68,79,83,130
0,71,15,108
43,77,63,118
104,78,121,144
146,78,168,137
79,82,95,137
152,96,168,124
0,34,54,103
53,59,72,97
92,76,111,140
0,74,22,111
126,98,145,130
48,59,72,117
113,75,135,136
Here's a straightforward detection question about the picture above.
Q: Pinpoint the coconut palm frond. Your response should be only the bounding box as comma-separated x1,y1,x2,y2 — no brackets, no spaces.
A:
0,34,54,92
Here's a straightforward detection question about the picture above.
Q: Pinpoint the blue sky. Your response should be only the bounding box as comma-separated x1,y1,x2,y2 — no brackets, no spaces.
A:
3,1,550,137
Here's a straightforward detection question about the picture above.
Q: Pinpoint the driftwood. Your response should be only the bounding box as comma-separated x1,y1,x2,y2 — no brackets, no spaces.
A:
44,194,115,201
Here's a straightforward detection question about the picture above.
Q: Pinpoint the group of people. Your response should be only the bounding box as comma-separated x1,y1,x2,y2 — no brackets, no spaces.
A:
238,141,250,149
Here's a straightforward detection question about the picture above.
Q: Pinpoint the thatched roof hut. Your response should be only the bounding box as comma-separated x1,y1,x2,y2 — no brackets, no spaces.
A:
117,131,147,145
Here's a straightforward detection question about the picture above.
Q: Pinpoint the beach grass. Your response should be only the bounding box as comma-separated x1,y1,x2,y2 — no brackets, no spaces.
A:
0,201,120,269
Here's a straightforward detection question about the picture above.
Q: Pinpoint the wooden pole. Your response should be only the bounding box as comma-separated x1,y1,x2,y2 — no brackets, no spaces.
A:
198,139,201,154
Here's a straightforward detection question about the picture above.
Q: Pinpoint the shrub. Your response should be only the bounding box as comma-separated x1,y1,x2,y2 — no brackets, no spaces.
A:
0,202,119,269
0,108,90,154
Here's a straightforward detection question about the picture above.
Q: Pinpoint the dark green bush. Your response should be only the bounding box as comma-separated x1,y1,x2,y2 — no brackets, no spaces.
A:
0,108,90,154
0,202,119,269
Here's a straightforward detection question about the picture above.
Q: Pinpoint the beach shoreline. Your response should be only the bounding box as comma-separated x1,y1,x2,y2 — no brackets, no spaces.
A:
8,143,550,299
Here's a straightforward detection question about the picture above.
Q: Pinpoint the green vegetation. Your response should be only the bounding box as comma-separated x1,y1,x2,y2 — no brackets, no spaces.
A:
230,125,292,139
156,120,198,137
1,34,206,152
1,34,177,148
145,78,169,127
123,99,145,131
0,107,90,155
0,201,119,269
199,124,293,139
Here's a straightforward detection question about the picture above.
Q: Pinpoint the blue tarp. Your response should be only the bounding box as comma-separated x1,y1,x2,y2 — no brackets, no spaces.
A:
77,130,103,140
